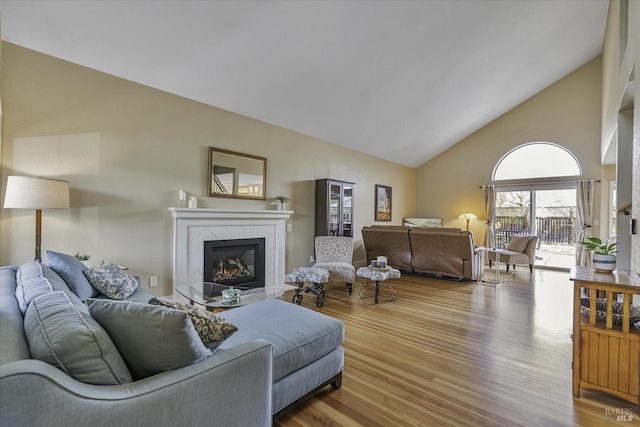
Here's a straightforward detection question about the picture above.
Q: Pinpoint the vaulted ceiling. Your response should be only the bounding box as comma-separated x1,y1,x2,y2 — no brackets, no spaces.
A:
0,0,608,167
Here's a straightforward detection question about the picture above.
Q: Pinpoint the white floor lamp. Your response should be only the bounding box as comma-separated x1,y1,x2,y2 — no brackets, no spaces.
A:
458,212,477,231
3,176,70,261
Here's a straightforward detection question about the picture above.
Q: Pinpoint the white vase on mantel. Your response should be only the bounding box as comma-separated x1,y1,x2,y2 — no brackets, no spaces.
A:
593,254,616,273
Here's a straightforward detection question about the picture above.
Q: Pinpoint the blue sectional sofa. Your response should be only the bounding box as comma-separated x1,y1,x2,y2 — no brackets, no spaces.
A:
0,258,344,427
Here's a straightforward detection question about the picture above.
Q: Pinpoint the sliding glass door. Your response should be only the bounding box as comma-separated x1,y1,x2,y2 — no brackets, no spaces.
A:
495,190,531,248
495,185,576,270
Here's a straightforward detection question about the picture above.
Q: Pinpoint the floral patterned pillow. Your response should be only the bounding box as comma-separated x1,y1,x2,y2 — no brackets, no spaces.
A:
83,263,138,300
148,297,237,349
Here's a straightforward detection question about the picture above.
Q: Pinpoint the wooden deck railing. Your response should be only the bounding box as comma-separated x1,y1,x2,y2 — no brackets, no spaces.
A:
494,216,575,248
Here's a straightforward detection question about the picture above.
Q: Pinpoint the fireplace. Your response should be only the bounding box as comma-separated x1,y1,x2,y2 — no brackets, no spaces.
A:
170,208,293,301
203,238,265,290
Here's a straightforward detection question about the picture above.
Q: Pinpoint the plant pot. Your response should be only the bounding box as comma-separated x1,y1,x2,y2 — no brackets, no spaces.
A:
592,254,616,273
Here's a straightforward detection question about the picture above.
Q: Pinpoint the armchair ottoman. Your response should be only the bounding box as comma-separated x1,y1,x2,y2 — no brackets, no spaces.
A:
288,266,330,307
220,299,344,421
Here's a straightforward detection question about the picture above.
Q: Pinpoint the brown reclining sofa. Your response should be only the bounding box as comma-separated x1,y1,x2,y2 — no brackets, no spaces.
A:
361,225,479,280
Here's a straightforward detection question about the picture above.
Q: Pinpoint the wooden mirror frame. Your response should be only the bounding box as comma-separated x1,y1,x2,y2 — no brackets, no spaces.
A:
208,147,267,200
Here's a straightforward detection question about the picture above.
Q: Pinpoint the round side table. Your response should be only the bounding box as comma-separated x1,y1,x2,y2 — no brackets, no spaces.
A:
356,266,401,303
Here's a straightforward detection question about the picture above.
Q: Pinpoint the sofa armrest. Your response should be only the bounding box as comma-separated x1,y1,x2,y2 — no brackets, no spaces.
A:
0,340,273,427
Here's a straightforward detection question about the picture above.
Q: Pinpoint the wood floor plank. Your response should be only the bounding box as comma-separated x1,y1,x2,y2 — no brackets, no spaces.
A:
276,269,640,426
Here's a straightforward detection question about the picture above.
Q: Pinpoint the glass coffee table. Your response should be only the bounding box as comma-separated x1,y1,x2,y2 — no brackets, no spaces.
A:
175,282,283,311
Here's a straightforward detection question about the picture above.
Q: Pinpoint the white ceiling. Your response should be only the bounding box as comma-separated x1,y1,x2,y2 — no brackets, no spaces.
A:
0,0,608,168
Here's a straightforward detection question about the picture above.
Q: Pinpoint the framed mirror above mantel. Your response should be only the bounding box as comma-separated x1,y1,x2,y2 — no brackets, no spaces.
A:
208,147,267,200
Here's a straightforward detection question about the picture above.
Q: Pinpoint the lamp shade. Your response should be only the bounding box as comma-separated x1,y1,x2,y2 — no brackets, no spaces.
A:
4,176,70,209
458,212,477,221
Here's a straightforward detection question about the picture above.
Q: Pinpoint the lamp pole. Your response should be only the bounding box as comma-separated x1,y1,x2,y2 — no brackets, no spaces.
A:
35,208,42,261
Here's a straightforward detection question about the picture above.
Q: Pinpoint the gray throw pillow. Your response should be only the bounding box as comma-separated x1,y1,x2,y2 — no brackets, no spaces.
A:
46,250,99,299
15,261,87,315
24,291,132,385
148,297,238,349
83,263,138,300
86,299,212,380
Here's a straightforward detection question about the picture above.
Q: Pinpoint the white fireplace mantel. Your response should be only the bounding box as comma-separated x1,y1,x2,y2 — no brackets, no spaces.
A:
169,208,293,298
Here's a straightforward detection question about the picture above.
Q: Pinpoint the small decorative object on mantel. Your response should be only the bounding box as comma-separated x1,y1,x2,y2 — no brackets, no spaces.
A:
275,195,290,211
177,190,187,207
578,236,617,273
188,196,198,209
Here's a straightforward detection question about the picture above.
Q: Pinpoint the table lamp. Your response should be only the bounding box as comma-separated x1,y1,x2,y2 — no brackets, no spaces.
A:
3,176,70,261
458,212,477,231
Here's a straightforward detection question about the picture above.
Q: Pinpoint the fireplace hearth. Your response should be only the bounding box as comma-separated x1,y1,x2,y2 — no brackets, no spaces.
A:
203,238,265,289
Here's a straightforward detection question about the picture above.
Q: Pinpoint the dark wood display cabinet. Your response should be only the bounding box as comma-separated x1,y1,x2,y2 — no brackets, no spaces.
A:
315,179,354,237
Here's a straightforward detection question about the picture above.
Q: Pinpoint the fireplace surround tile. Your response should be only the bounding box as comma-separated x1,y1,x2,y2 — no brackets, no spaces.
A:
170,208,293,301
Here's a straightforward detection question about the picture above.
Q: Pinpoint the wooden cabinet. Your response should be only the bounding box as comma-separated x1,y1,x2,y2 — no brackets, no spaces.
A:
570,267,640,405
315,179,354,237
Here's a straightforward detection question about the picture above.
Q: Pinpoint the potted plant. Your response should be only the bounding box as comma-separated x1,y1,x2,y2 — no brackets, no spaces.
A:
73,252,91,267
274,195,290,210
578,236,617,273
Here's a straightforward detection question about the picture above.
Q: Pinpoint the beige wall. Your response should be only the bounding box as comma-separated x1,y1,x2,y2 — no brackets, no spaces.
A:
415,57,604,245
3,1,639,293
601,0,640,271
0,43,416,296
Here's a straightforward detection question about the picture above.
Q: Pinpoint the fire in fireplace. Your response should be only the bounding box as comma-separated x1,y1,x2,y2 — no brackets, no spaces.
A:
203,238,265,290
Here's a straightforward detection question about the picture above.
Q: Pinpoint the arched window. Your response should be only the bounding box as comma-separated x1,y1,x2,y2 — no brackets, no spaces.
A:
490,142,583,270
493,142,581,181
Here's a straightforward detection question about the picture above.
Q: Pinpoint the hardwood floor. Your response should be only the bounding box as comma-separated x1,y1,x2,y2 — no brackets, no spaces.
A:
276,269,640,426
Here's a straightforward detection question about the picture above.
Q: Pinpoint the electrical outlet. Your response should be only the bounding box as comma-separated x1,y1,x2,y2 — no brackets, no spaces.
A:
287,223,293,232
149,275,158,287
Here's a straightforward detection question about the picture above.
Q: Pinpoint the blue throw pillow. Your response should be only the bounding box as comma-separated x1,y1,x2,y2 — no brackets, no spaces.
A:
46,250,98,299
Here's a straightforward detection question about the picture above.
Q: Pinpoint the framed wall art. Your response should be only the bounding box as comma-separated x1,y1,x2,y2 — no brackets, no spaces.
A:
375,184,392,221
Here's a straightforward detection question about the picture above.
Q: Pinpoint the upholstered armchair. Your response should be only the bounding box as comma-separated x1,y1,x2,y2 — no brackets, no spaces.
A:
488,234,538,273
314,236,356,295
